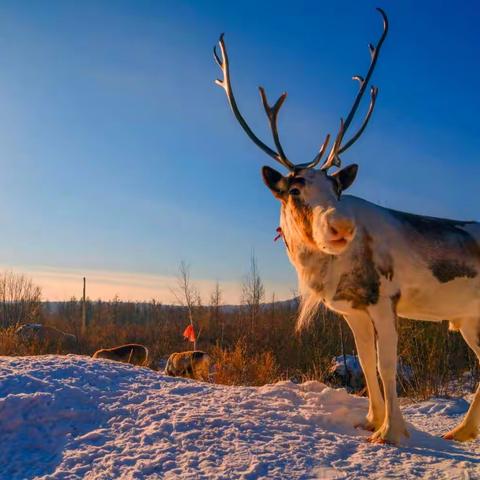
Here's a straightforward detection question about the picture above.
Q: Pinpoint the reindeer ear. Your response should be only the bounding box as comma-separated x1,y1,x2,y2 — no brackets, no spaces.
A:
262,166,288,198
331,164,358,192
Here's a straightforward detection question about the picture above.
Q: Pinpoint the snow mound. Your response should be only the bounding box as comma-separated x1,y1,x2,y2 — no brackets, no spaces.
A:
0,355,479,479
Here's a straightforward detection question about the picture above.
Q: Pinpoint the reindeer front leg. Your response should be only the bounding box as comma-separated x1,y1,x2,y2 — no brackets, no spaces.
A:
367,300,409,445
344,312,385,431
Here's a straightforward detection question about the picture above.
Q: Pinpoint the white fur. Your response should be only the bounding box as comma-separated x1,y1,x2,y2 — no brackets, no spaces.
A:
275,167,480,444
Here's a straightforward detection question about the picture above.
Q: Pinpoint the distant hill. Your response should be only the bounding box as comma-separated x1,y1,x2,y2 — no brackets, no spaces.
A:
41,297,300,314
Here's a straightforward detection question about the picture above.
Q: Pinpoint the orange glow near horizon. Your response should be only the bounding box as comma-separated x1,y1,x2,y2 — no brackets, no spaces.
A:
0,265,294,304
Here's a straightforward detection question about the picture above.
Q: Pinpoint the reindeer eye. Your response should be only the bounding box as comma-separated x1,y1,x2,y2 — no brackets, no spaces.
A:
289,188,301,196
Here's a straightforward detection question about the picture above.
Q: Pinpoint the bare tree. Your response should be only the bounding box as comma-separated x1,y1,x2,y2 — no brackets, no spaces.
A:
0,271,42,328
241,252,265,335
171,261,200,350
209,281,224,345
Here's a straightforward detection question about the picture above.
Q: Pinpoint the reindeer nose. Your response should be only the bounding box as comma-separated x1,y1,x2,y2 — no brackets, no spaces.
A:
326,215,355,240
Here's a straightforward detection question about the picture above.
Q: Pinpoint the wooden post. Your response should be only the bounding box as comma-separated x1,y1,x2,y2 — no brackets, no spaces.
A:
81,277,87,336
339,319,350,388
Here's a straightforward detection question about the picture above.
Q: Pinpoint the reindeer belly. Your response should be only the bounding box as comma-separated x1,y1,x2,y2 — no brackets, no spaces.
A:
398,278,480,321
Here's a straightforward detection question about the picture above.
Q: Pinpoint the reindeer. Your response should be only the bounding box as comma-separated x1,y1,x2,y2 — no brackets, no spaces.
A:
164,351,211,381
92,343,149,367
214,8,480,445
15,323,77,349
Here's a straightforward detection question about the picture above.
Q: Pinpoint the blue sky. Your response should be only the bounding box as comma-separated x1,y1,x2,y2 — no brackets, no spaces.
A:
0,1,478,301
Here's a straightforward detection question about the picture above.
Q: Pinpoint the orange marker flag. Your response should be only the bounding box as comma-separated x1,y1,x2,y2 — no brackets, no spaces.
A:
183,324,196,342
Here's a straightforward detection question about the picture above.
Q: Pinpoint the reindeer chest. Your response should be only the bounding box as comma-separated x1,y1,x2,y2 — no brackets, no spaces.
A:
294,238,385,314
296,252,335,297
293,250,338,302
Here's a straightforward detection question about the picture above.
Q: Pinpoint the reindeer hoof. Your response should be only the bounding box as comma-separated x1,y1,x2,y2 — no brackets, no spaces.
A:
367,434,391,445
355,418,378,432
443,424,478,442
367,423,408,446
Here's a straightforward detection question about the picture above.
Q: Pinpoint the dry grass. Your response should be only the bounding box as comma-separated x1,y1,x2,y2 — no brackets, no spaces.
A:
0,324,74,356
211,339,278,386
0,296,477,399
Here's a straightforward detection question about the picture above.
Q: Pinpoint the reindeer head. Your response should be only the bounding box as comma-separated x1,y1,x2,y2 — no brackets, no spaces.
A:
261,165,359,254
214,8,388,255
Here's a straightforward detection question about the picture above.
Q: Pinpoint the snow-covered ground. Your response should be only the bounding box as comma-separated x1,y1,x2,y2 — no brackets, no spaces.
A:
1,355,479,480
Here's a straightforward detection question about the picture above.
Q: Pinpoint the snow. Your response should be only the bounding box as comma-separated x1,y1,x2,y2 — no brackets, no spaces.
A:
1,355,479,479
330,355,412,382
330,354,363,378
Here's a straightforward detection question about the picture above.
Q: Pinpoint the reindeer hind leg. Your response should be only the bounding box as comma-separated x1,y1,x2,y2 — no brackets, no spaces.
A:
127,348,134,365
443,318,480,442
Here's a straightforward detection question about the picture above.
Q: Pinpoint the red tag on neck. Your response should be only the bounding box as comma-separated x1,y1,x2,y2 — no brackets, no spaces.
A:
274,227,283,242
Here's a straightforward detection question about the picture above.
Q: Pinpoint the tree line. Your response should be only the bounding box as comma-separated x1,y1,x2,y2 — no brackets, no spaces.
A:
0,262,477,400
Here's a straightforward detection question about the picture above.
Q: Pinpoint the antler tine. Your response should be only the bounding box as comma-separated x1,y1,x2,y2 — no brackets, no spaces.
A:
214,34,295,171
343,8,388,133
321,119,345,171
321,8,388,170
258,87,291,166
295,133,331,170
339,86,378,154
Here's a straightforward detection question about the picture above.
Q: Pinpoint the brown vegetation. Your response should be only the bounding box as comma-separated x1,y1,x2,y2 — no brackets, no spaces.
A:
0,269,477,400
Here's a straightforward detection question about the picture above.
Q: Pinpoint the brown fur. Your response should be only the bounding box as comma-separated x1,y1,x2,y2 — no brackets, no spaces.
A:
92,343,149,366
389,209,479,283
164,351,211,381
377,252,394,281
429,259,477,283
333,233,380,309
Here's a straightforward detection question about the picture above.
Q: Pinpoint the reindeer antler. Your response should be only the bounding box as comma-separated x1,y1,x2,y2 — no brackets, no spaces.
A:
320,8,388,171
214,34,331,172
214,34,295,171
214,8,388,173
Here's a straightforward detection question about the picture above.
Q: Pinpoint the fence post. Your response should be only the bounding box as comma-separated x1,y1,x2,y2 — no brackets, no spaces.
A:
81,277,87,336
